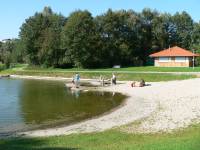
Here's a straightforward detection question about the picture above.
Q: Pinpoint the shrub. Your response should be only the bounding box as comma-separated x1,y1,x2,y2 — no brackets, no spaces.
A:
0,63,6,71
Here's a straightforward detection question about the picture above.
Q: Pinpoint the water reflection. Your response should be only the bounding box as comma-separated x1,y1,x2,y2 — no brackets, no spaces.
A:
0,79,125,133
0,79,24,132
70,89,80,98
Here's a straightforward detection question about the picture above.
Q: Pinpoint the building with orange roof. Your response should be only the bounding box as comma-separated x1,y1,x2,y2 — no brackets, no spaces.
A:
149,46,199,67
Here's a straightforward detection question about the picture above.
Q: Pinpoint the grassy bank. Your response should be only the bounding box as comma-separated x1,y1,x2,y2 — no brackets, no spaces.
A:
1,68,197,82
0,64,198,82
21,65,200,72
96,66,200,72
1,124,200,150
2,64,200,72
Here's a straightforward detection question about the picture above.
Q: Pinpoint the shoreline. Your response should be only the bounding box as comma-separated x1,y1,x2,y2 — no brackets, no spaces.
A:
2,75,200,137
8,75,157,137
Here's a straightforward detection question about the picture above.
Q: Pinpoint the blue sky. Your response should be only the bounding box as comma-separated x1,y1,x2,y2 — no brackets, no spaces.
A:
0,0,199,40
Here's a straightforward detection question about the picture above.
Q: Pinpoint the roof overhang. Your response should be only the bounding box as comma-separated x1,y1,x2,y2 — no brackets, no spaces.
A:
150,54,200,57
149,46,200,57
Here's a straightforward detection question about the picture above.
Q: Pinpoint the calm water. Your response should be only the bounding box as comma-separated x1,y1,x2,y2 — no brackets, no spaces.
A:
0,78,125,135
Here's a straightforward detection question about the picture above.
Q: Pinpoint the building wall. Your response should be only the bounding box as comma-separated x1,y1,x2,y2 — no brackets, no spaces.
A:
154,57,192,67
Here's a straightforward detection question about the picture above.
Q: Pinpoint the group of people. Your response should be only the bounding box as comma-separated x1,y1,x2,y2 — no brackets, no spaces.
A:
99,73,117,86
71,73,117,88
71,73,145,88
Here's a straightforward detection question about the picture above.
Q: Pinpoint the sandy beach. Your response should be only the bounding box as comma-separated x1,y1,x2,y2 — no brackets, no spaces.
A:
8,75,200,137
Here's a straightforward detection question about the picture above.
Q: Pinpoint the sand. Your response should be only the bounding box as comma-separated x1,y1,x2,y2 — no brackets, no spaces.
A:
8,75,200,137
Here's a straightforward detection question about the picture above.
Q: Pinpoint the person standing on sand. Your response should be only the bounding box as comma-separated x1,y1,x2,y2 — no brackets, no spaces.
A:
74,73,80,88
111,73,116,85
99,75,105,86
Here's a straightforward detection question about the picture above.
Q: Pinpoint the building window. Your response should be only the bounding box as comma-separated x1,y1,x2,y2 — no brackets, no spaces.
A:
175,57,186,62
159,57,170,62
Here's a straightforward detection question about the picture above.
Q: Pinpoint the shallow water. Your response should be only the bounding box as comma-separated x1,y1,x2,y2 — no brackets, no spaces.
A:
0,78,125,135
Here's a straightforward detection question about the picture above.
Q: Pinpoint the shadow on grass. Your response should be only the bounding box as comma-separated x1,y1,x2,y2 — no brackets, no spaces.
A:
0,137,79,150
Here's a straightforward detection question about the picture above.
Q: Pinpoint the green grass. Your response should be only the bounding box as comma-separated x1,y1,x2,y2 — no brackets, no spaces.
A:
23,66,200,72
0,64,198,82
99,66,200,72
1,64,200,72
1,124,200,150
1,69,196,82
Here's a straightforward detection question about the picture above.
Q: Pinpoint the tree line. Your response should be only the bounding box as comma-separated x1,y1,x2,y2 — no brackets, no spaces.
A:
1,6,200,68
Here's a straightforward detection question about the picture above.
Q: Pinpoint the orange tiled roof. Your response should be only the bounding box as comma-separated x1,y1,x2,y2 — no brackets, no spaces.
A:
149,46,199,57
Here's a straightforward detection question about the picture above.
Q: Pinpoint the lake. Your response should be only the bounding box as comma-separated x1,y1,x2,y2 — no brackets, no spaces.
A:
0,78,125,135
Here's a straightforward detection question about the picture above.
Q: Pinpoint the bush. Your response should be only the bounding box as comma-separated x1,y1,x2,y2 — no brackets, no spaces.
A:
0,63,6,71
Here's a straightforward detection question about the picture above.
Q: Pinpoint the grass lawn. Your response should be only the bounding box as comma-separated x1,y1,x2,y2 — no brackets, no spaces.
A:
2,64,200,72
1,69,197,82
96,66,200,72
1,124,200,150
21,65,200,72
0,64,198,82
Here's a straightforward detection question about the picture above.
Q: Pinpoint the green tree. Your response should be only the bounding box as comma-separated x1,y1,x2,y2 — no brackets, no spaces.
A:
62,10,100,68
0,40,14,68
172,11,194,49
139,8,159,65
0,41,3,63
10,39,25,63
19,6,65,67
39,13,65,67
15,7,199,68
191,22,200,65
151,13,178,51
95,9,142,67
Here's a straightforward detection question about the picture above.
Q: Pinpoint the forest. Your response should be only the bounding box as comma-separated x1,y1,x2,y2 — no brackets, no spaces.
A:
1,6,200,68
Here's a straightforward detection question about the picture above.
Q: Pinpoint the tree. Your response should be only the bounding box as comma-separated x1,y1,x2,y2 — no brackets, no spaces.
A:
95,9,142,67
19,7,66,67
191,22,200,65
172,11,194,49
0,40,14,68
151,13,178,51
38,13,66,67
14,7,199,68
9,39,25,63
62,10,100,68
139,8,159,65
0,42,3,63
